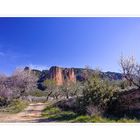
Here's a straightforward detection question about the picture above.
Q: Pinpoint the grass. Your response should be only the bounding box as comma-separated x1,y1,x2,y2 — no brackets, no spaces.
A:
70,115,91,123
0,99,28,114
42,106,78,122
42,105,138,123
116,118,138,123
69,114,138,123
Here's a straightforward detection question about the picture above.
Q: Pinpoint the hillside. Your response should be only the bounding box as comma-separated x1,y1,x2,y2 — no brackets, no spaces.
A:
24,66,123,89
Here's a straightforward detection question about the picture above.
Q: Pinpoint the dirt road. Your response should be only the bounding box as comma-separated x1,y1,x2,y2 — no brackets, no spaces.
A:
0,103,47,123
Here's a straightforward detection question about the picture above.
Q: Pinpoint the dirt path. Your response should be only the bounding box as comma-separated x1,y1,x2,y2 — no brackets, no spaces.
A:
0,103,47,123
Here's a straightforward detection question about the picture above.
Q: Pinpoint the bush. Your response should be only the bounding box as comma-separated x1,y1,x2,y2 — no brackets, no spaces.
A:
81,72,118,115
3,99,28,113
86,105,101,116
107,88,140,119
29,89,45,97
56,97,85,115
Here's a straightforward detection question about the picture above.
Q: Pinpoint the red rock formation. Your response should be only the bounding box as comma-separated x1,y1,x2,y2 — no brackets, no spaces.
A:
49,66,76,85
49,66,63,86
64,68,76,83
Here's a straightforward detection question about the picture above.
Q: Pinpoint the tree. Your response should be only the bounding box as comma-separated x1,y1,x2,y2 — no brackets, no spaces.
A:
11,68,38,95
60,82,83,99
44,79,59,100
68,82,83,98
120,55,140,88
114,79,130,89
0,69,38,106
60,83,70,99
0,75,14,106
82,65,93,80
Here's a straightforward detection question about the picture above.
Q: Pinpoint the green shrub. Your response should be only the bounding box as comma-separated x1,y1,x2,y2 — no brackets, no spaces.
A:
42,106,61,117
71,115,90,123
30,89,45,97
82,72,118,114
5,99,28,113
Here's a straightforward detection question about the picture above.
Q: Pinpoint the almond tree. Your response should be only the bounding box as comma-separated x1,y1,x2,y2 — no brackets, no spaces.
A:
61,82,83,99
11,68,38,95
0,69,38,106
0,75,14,106
120,55,140,88
44,79,59,100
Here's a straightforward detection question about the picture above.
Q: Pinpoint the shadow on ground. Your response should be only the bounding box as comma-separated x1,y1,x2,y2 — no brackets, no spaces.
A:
37,113,79,122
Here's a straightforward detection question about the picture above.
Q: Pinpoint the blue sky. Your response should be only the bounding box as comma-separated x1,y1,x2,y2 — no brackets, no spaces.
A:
0,17,140,75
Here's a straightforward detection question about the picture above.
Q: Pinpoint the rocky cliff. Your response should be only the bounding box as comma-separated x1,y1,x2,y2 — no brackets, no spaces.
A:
49,66,76,85
49,66,64,85
63,68,76,83
27,66,123,89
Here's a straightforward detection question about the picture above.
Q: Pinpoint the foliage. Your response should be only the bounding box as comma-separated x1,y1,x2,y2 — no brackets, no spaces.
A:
0,69,37,107
42,106,78,122
112,79,130,90
0,68,38,98
29,89,45,97
7,99,28,113
60,82,83,99
42,104,138,123
0,75,15,101
56,97,82,114
43,79,60,100
0,99,28,113
42,106,61,116
60,83,72,99
82,71,118,114
11,68,38,95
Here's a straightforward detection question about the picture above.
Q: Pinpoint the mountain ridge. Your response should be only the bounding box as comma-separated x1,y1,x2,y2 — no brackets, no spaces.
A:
24,66,123,89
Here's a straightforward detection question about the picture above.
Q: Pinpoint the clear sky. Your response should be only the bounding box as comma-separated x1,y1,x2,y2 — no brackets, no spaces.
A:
0,17,140,75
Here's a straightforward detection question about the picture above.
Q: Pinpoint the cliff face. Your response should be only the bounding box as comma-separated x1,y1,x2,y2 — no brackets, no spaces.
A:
49,66,76,85
63,68,76,83
49,66,64,86
29,66,123,88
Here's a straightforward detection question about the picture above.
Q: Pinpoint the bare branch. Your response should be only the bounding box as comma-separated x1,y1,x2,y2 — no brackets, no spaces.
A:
120,55,140,88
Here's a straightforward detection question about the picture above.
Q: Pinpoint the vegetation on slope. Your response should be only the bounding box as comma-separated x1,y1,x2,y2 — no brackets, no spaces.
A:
0,55,140,123
42,104,138,123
